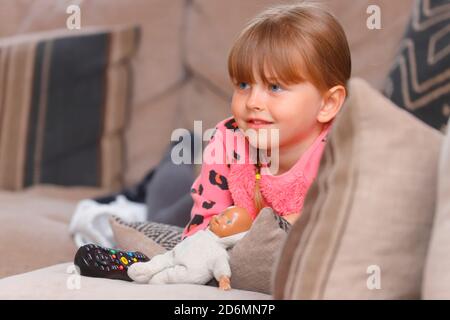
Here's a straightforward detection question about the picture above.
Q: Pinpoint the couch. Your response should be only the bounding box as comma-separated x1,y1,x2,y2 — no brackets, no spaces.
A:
2,0,449,299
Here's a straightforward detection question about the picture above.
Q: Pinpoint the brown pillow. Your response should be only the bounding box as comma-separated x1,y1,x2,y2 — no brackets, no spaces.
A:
110,208,290,294
273,78,443,299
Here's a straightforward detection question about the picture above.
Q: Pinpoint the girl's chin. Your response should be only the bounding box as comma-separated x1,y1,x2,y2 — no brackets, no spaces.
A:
240,127,279,148
246,137,279,151
246,138,266,149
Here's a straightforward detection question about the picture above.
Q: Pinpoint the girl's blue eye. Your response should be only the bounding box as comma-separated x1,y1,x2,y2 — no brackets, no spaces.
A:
237,82,249,90
226,220,232,224
269,84,283,92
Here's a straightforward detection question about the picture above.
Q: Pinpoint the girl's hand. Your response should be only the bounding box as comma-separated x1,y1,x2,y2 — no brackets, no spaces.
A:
283,213,300,225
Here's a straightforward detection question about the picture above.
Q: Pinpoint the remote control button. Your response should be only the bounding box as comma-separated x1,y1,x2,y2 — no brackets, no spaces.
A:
110,250,116,254
133,258,137,262
120,257,129,265
112,255,116,259
119,265,124,270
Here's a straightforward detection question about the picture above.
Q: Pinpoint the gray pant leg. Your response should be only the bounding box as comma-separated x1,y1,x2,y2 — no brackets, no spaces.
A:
145,131,199,226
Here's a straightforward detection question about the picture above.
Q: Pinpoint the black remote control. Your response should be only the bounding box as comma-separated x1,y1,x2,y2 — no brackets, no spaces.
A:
74,244,150,281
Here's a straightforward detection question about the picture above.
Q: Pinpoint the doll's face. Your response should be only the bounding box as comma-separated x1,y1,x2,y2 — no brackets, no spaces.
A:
209,207,252,238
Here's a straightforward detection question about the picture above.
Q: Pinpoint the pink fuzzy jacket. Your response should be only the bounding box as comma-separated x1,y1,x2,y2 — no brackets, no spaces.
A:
182,116,332,239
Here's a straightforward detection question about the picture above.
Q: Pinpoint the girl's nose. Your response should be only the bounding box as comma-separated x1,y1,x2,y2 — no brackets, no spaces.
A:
246,88,265,111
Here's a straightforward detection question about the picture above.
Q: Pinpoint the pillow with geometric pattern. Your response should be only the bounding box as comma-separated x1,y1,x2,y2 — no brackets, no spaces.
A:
383,0,450,133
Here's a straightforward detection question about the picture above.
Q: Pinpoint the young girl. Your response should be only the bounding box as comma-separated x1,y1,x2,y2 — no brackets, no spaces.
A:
183,3,351,239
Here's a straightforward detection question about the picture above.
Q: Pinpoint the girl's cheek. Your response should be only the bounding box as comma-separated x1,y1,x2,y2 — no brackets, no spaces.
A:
231,97,245,116
230,103,240,119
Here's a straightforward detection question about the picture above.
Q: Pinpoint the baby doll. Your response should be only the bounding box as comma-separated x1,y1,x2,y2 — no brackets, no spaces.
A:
127,206,253,290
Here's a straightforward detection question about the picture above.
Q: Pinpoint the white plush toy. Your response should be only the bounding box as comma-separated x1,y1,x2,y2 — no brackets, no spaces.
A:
127,206,253,290
69,195,147,248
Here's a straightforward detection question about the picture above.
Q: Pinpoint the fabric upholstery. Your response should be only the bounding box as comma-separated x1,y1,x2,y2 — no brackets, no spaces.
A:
0,263,271,300
422,118,450,299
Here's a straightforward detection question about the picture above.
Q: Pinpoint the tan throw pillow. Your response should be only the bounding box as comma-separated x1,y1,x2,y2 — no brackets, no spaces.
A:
273,78,443,299
422,118,450,299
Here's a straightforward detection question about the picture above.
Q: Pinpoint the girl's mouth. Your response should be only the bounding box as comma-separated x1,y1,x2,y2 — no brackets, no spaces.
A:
246,119,274,129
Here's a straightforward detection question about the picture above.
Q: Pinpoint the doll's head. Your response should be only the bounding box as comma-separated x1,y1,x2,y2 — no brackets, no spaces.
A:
209,206,253,238
228,3,351,151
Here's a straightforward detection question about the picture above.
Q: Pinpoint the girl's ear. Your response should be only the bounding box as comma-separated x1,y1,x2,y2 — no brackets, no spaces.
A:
317,85,346,123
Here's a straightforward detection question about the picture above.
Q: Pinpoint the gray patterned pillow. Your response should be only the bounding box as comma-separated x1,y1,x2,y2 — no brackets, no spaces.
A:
111,216,183,251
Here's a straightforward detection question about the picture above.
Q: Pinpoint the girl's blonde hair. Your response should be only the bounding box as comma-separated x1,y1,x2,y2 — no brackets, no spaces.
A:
227,3,351,214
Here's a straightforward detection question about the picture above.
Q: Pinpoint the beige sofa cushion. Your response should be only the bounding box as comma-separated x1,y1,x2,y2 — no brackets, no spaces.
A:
0,186,106,279
422,119,450,299
0,190,77,279
0,263,271,300
272,78,442,299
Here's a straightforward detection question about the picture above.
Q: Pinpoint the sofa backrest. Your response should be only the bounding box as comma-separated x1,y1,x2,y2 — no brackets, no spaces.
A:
0,0,414,189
